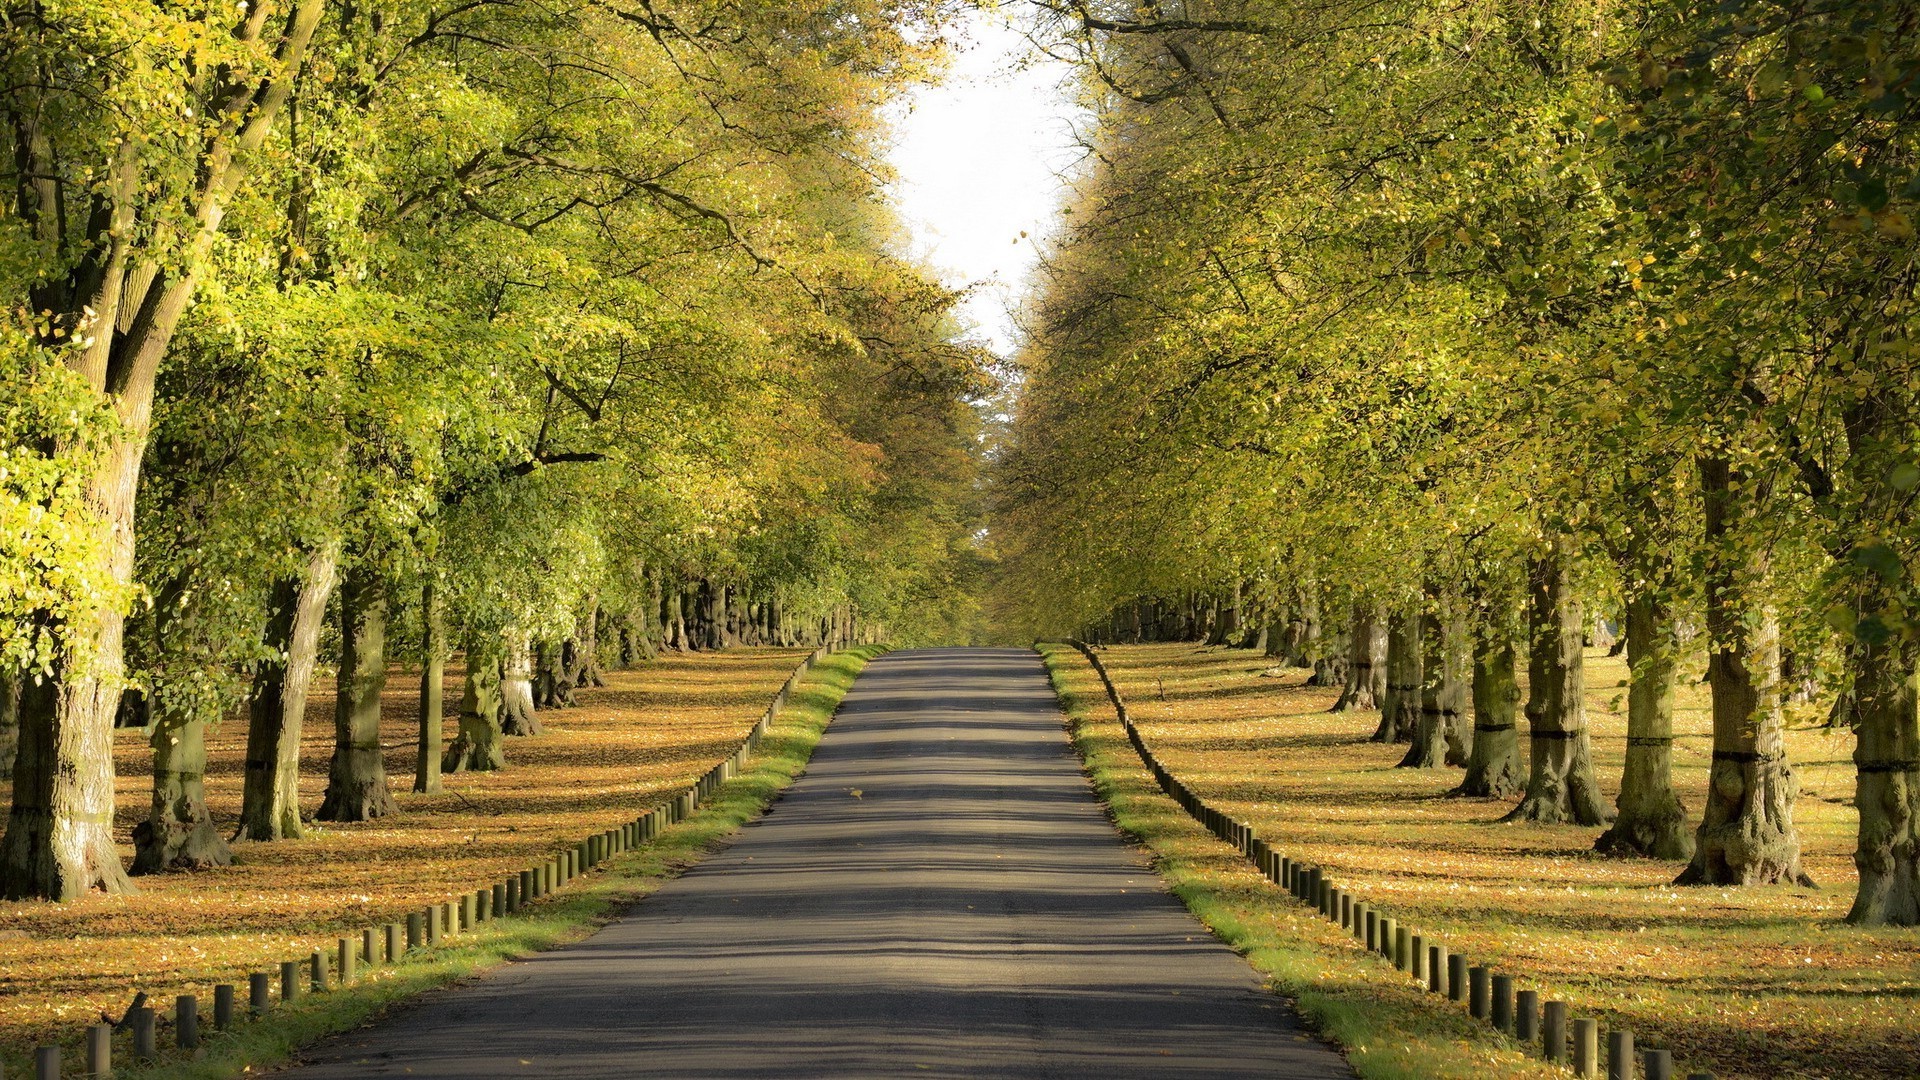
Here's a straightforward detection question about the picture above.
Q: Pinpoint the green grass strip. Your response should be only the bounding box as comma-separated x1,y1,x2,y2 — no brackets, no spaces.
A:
1037,642,1566,1080
104,645,884,1080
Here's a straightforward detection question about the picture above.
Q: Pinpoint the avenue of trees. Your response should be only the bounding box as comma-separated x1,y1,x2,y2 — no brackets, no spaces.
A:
997,0,1920,926
0,0,990,900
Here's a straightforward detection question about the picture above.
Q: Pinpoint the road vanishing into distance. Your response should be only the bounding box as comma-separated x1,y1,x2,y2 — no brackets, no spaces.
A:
280,648,1354,1079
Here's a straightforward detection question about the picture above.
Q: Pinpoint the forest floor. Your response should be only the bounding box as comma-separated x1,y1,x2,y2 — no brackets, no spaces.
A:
1057,642,1914,1080
0,647,815,1061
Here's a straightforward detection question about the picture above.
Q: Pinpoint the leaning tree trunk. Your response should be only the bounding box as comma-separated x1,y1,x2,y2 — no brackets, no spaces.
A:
1677,456,1809,886
1596,589,1692,859
500,637,543,736
315,569,398,822
236,543,338,841
444,635,507,774
1401,607,1465,769
131,710,231,873
1458,615,1524,798
1375,611,1423,742
1503,542,1611,825
1333,603,1386,711
414,579,444,795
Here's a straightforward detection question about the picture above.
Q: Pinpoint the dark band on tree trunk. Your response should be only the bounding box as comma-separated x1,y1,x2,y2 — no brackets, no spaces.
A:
1529,729,1583,740
1625,736,1673,746
1475,723,1516,732
1856,760,1920,774
1710,749,1780,764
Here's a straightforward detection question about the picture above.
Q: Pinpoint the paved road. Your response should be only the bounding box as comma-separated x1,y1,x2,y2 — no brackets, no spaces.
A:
281,648,1353,1079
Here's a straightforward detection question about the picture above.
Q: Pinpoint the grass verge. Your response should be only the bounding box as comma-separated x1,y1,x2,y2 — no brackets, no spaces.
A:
1038,641,1566,1080
66,645,883,1080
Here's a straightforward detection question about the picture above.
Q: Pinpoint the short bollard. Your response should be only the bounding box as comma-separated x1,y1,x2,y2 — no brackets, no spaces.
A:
1643,1049,1673,1080
1573,1018,1599,1078
1491,974,1514,1031
1609,1029,1635,1080
1339,892,1352,931
177,993,201,1049
132,1006,157,1060
1447,954,1467,1003
87,1022,112,1076
1317,879,1332,917
386,922,402,962
1468,966,1490,1020
250,971,272,1015
1379,918,1397,962
675,791,694,820
507,876,522,913
1515,988,1539,1042
407,912,424,951
281,960,302,1002
1410,934,1426,982
461,893,475,931
1394,925,1411,972
425,907,442,946
1544,1000,1568,1061
1428,946,1446,993
338,937,356,985
1278,857,1292,890
214,983,235,1031
1351,902,1367,941
310,949,328,993
1364,909,1378,951
33,1046,58,1080
489,884,504,920
361,927,377,965
442,902,456,936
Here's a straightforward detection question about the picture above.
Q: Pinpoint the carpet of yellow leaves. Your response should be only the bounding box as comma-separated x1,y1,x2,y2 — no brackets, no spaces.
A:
1096,643,1917,1080
0,648,806,1055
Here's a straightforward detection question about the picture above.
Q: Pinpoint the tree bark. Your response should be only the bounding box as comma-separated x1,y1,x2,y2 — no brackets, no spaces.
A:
1400,606,1465,769
1333,602,1386,711
0,674,16,778
1844,614,1920,923
414,579,444,795
500,637,542,736
1596,590,1692,859
315,568,398,822
1207,581,1241,646
1503,542,1611,825
1458,616,1524,798
1308,601,1349,688
444,635,506,774
1374,610,1422,742
236,542,338,841
1441,609,1475,767
1677,456,1810,885
131,713,231,873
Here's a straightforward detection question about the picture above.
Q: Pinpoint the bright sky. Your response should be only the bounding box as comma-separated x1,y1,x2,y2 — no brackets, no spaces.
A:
884,9,1087,358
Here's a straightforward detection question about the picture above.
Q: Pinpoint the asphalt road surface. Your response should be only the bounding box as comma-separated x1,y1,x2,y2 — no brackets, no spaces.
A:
280,647,1354,1079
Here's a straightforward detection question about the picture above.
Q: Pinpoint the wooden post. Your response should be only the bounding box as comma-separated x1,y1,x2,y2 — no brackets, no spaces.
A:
1643,1049,1673,1080
1428,945,1446,993
33,1046,57,1080
386,922,402,962
491,883,506,918
213,983,235,1031
1574,1018,1599,1077
281,961,302,1002
362,927,378,965
1468,966,1489,1019
1515,989,1539,1043
250,971,271,1015
1380,918,1398,962
407,911,424,951
1544,1000,1568,1062
176,994,200,1049
507,876,522,912
1395,925,1412,972
338,937,356,985
461,893,475,931
425,907,442,946
87,1022,111,1076
132,1006,157,1060
1491,974,1513,1031
1362,908,1377,949
310,949,328,993
1446,954,1467,1003
1608,1029,1635,1080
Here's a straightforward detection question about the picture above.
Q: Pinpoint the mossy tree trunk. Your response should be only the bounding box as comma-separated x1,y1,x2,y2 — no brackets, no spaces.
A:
500,636,543,736
414,579,444,795
1333,602,1386,711
316,568,398,822
1375,610,1422,742
1402,603,1467,769
1596,590,1692,859
1459,612,1524,797
131,713,231,873
1503,541,1611,825
1309,598,1349,688
1677,456,1810,886
0,675,16,778
444,634,506,774
1845,610,1920,923
237,542,338,842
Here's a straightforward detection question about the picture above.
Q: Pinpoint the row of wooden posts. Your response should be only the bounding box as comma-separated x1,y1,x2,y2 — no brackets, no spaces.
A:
11,647,833,1080
1061,641,1715,1080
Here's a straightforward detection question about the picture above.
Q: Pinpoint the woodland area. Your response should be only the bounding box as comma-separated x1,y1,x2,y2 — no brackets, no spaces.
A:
998,0,1920,928
0,0,990,902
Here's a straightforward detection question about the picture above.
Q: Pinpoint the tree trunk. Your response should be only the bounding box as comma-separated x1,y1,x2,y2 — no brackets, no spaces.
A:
1458,615,1524,798
0,674,16,777
1844,611,1920,923
131,712,231,873
444,636,506,774
1333,603,1386,711
1208,581,1241,646
236,543,337,841
1309,603,1349,688
1503,542,1610,825
1401,607,1465,769
414,579,444,795
500,637,542,736
1374,611,1422,742
1441,610,1475,767
315,568,398,822
1677,456,1810,886
1596,590,1692,859
579,600,606,686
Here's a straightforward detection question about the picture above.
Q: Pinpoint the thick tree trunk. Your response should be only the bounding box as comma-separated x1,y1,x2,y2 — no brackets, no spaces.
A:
578,600,606,686
500,637,542,736
443,636,506,774
1308,605,1349,688
316,569,398,822
534,640,577,708
1333,603,1386,711
1845,615,1920,923
414,580,443,795
1401,608,1465,769
236,543,337,841
1503,543,1610,825
1596,590,1692,859
131,713,231,873
1374,611,1422,742
1441,611,1475,767
1677,457,1809,885
1458,617,1524,797
1208,581,1241,646
0,674,16,777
